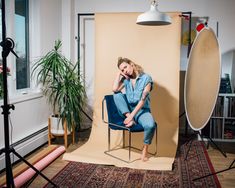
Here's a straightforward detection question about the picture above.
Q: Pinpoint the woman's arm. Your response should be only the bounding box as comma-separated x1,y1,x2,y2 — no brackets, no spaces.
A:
124,82,152,124
112,72,125,92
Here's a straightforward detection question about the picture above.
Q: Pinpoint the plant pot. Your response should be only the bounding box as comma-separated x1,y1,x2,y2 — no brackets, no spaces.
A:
50,115,71,135
48,115,75,148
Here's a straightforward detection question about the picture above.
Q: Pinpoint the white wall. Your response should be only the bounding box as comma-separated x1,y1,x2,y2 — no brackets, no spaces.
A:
40,0,62,55
61,0,75,62
74,0,235,69
0,95,51,170
0,95,50,148
222,51,234,78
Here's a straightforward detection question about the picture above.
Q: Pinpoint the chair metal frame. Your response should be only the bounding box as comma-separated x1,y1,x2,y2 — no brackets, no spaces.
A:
102,96,157,163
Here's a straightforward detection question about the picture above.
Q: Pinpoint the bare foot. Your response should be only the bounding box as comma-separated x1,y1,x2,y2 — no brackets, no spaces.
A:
141,145,149,162
141,152,148,162
141,156,149,162
125,120,136,128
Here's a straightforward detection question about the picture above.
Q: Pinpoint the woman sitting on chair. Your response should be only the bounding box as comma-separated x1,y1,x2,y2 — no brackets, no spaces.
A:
112,57,156,161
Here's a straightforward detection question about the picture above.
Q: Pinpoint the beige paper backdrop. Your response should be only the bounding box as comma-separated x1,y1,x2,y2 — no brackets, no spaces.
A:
63,12,181,170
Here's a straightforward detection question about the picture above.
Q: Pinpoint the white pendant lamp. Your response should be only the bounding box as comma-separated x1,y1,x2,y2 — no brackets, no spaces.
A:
136,0,172,26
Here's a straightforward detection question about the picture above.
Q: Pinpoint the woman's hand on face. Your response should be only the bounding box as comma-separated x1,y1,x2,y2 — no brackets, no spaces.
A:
120,71,129,80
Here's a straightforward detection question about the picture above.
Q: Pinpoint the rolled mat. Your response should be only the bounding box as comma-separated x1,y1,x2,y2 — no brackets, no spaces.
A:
1,145,65,188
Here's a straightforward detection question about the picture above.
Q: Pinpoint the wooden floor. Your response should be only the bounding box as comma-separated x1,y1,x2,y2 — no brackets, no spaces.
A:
207,142,235,188
1,130,235,188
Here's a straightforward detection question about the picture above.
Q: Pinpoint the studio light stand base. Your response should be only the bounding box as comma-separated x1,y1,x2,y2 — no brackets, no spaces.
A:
183,131,230,182
184,131,227,161
193,159,235,181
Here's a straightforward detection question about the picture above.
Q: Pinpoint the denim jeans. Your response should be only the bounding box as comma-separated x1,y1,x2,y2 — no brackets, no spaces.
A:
113,92,156,145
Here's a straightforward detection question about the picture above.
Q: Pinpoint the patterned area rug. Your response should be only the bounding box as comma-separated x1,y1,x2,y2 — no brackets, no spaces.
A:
45,141,221,188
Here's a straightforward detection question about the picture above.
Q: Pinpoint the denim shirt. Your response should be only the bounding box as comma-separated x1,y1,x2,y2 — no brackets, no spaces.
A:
123,73,153,109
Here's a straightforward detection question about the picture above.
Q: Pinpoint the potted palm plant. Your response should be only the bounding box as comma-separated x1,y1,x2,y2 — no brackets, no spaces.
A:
32,40,86,132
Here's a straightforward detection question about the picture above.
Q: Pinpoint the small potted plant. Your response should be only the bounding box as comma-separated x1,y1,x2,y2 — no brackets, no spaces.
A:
32,40,86,132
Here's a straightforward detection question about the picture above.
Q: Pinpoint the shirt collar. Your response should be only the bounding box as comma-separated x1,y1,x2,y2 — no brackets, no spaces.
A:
136,73,144,80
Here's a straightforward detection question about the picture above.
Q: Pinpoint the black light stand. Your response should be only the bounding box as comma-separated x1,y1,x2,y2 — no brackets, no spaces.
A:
183,130,231,182
179,12,192,138
193,159,235,181
181,11,192,58
0,0,57,187
187,131,235,182
184,131,227,161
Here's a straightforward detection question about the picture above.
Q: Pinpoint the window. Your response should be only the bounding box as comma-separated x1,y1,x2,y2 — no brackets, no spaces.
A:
0,0,30,96
15,0,29,90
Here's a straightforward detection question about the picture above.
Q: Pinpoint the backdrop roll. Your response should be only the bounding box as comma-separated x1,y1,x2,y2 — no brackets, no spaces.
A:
63,12,181,170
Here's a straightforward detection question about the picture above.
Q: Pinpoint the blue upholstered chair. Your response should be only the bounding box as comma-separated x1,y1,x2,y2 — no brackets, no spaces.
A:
102,94,157,163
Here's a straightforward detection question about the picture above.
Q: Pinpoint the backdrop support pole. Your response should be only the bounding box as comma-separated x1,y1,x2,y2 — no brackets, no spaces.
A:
77,13,94,127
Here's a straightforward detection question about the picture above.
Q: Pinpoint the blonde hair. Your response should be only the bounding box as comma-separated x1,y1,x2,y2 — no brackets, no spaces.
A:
117,57,143,75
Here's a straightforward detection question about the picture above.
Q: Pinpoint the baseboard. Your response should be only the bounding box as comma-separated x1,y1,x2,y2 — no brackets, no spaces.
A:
0,127,48,171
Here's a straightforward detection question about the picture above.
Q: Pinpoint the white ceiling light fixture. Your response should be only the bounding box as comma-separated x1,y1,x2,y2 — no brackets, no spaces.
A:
136,0,172,26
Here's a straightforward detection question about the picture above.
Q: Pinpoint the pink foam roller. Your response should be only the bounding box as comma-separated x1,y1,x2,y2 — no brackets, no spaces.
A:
11,146,65,188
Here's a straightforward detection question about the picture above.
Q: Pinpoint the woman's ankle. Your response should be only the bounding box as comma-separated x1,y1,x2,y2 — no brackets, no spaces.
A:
141,145,149,162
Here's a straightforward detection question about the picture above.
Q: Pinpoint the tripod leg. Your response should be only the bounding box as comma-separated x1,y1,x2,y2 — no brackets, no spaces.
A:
184,138,193,161
5,150,15,187
229,159,235,168
193,159,235,181
198,131,209,149
207,136,227,158
12,150,58,187
1,148,15,187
